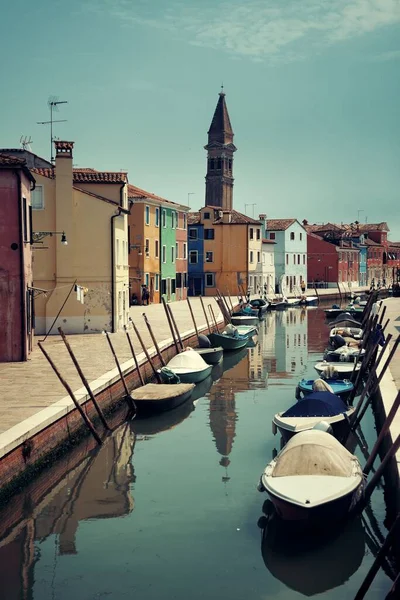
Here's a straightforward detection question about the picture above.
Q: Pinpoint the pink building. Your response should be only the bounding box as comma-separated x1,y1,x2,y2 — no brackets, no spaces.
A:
0,154,36,361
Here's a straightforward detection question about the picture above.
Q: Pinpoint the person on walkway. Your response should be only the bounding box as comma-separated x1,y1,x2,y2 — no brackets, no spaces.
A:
141,284,150,305
300,279,306,294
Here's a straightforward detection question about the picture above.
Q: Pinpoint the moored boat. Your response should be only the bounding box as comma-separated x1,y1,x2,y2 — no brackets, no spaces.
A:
131,382,195,414
324,346,365,363
159,348,213,384
207,331,249,351
272,392,354,443
329,327,363,342
297,378,354,400
329,313,363,328
258,429,364,523
192,346,223,365
231,314,259,326
250,298,269,313
314,361,361,376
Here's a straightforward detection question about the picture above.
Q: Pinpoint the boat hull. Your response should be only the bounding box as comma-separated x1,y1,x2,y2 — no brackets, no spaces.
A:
314,361,360,376
298,379,354,400
276,416,351,445
207,332,248,351
193,346,223,365
159,364,213,384
264,485,363,523
131,383,195,415
231,315,259,326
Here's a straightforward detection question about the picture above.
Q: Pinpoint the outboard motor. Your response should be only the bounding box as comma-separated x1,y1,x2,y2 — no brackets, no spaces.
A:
198,334,211,348
312,421,334,435
332,334,346,349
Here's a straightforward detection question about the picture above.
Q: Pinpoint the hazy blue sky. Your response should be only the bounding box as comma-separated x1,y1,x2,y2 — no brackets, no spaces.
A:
1,0,399,238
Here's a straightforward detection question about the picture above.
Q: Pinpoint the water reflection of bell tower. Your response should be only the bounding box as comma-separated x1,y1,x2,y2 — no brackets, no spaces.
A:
208,387,238,480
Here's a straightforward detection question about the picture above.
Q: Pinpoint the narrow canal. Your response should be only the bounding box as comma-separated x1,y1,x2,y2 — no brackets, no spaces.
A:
0,306,396,599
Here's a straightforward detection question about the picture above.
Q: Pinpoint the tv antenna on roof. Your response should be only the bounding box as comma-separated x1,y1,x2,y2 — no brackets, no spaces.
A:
37,96,68,163
20,136,33,151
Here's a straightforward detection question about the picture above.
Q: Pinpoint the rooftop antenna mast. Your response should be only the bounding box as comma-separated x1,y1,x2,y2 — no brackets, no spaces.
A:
20,136,33,151
245,203,256,218
37,96,68,163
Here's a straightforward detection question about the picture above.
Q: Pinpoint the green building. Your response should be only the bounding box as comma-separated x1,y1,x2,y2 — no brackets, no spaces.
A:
160,207,177,301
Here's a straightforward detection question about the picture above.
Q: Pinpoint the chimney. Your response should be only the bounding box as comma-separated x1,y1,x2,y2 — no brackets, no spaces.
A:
259,213,267,235
55,141,74,278
222,211,232,224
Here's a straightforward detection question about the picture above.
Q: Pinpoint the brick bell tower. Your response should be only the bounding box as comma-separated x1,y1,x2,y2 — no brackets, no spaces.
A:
204,89,237,210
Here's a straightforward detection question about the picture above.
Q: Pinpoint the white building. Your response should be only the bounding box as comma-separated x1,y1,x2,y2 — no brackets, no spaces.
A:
261,238,276,296
265,219,307,295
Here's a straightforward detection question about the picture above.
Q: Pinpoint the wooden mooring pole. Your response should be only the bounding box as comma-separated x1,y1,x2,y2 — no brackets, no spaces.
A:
354,513,400,600
143,313,166,367
186,297,200,342
130,318,163,383
124,325,145,386
209,304,220,333
38,342,102,445
104,331,136,414
199,296,212,334
363,389,400,476
58,328,110,430
161,297,180,355
167,304,184,351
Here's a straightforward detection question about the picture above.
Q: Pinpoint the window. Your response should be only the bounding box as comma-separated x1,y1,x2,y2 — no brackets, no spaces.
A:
145,205,150,225
293,255,296,264
31,186,44,210
204,212,210,219
205,273,215,287
171,279,176,294
250,228,254,240
161,279,166,295
184,272,187,287
155,240,159,258
116,239,120,264
155,274,159,291
206,251,213,263
162,210,166,227
228,158,232,170
171,246,175,263
155,208,159,227
286,254,288,265
189,228,198,240
210,158,215,170
183,243,187,259
176,242,179,259
270,232,275,240
300,233,303,241
217,158,221,169
204,228,214,239
303,254,306,265
162,245,166,263
145,273,149,287
257,251,261,263
189,250,198,264
250,251,254,263
297,254,300,264
22,197,29,242
171,211,174,229
183,213,187,229
256,229,260,240
176,272,182,288
290,232,295,240
145,238,150,255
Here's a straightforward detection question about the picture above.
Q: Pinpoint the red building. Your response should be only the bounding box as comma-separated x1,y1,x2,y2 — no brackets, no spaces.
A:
307,233,360,287
0,154,36,361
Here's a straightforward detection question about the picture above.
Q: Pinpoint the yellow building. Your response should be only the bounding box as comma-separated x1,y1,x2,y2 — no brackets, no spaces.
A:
31,141,130,334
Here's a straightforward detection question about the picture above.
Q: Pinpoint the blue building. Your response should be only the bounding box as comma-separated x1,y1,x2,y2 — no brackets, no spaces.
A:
187,216,204,296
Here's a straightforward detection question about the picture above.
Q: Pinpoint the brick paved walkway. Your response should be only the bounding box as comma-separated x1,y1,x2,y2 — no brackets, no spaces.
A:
0,297,230,436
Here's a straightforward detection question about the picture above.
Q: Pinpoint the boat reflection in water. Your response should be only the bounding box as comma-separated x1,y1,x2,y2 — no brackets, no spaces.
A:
259,506,366,596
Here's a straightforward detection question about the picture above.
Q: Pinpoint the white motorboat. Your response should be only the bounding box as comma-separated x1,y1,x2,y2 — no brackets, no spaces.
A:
258,429,364,523
231,314,259,326
158,348,212,384
314,361,361,376
329,327,363,341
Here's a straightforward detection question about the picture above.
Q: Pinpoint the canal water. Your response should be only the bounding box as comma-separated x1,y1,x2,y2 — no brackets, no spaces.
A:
0,306,396,599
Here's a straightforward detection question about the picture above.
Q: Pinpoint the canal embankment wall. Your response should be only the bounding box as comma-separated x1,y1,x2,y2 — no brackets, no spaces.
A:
0,298,234,500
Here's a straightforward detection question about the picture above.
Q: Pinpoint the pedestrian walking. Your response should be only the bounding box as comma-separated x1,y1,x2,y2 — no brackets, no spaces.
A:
141,284,150,306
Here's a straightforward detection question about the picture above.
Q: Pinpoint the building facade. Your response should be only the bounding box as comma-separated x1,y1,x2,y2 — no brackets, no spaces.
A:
0,154,36,361
265,219,307,293
187,219,204,296
31,141,130,334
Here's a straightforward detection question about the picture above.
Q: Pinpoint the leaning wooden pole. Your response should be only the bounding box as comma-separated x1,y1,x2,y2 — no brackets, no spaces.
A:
226,289,234,311
143,313,166,367
363,433,400,505
38,342,102,445
161,296,180,355
167,304,184,351
130,319,162,383
124,325,145,386
104,331,136,413
209,304,220,333
354,514,400,600
363,389,400,476
58,328,110,430
186,297,200,342
199,296,212,334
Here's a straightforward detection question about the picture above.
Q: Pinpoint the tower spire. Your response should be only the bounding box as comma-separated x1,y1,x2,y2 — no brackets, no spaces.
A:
204,91,237,210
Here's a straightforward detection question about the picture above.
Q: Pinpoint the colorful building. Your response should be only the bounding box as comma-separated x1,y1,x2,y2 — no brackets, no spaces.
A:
128,185,189,304
31,141,130,334
0,154,36,361
265,219,307,293
187,217,204,296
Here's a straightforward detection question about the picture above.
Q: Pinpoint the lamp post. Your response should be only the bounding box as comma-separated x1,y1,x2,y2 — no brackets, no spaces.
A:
31,231,68,245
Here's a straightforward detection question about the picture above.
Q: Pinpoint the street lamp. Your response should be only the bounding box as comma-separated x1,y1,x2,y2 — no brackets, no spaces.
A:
31,231,68,245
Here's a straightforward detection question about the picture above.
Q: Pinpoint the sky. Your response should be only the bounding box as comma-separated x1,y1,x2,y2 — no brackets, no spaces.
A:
1,0,400,239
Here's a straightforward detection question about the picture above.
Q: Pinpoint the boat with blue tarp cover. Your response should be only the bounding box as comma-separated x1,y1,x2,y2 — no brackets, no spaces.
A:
272,391,354,443
297,378,354,401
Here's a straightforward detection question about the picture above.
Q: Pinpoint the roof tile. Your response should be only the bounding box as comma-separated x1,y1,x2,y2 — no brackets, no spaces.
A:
128,183,189,210
266,218,296,231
